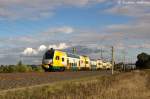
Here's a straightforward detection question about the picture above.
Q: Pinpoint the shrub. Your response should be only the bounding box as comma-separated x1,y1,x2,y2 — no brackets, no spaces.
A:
0,64,43,73
7,65,17,73
0,66,4,73
0,65,15,73
16,65,32,73
32,66,44,72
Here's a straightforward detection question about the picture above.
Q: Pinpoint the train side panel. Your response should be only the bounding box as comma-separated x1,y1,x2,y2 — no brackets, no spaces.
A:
83,56,91,70
79,56,86,70
91,60,97,70
96,60,103,70
52,50,67,70
106,62,112,70
66,53,80,71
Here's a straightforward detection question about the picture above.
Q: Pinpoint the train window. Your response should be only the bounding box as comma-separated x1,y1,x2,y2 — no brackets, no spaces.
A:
56,56,59,60
45,50,54,59
67,60,69,64
62,58,64,62
86,61,88,64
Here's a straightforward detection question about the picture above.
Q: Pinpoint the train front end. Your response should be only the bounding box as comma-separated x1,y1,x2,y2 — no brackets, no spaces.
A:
42,48,54,71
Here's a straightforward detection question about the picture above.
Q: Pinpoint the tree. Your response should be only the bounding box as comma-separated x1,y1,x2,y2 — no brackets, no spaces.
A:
137,53,149,62
136,52,150,69
17,60,22,66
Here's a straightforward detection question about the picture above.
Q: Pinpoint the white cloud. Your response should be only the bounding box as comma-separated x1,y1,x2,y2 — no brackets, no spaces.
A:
105,0,150,18
105,22,150,39
0,0,105,20
56,26,74,34
58,43,69,49
38,45,47,51
128,44,150,49
48,45,57,49
48,43,69,49
45,26,74,34
22,48,38,56
22,43,69,56
115,43,125,50
142,44,150,49
104,0,150,39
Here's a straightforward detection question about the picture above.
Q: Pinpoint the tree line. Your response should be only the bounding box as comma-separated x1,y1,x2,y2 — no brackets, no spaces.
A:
0,61,43,73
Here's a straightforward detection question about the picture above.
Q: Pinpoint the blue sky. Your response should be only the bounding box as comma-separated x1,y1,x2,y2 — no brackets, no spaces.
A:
0,2,131,37
0,0,150,64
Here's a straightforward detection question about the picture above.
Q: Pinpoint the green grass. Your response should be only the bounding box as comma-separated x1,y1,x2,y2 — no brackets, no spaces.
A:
0,70,150,99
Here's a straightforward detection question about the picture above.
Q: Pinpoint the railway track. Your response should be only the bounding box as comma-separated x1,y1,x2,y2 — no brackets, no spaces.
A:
0,71,111,91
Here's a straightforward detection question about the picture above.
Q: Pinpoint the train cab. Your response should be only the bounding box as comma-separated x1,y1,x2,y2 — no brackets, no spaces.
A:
42,48,67,71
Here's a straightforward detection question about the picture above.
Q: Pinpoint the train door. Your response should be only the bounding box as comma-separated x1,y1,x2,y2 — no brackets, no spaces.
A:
73,59,75,71
61,57,67,71
71,59,77,71
67,58,70,69
78,60,81,70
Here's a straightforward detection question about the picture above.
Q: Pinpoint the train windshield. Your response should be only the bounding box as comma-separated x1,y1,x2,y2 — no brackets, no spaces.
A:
44,49,54,59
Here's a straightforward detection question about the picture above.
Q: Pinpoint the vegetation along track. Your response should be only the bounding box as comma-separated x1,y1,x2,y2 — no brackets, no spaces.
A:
0,71,111,91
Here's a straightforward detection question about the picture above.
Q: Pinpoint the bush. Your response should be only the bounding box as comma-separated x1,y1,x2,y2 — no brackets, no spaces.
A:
7,65,17,73
0,64,44,73
0,66,7,73
16,65,32,73
32,66,44,72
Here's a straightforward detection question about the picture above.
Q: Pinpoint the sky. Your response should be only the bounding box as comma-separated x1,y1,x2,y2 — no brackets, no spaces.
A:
0,0,150,65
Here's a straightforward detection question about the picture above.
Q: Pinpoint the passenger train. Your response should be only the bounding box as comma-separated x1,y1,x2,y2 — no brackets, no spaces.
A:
42,48,112,71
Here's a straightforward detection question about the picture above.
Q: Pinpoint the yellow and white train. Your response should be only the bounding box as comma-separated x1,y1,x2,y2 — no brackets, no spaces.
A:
42,48,112,71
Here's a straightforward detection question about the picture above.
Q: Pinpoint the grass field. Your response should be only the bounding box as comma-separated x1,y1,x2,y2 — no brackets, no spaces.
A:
0,71,110,91
0,70,150,99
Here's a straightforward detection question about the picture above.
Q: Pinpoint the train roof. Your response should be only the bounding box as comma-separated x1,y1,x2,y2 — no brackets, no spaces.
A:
67,53,80,59
47,48,89,59
90,59,97,61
